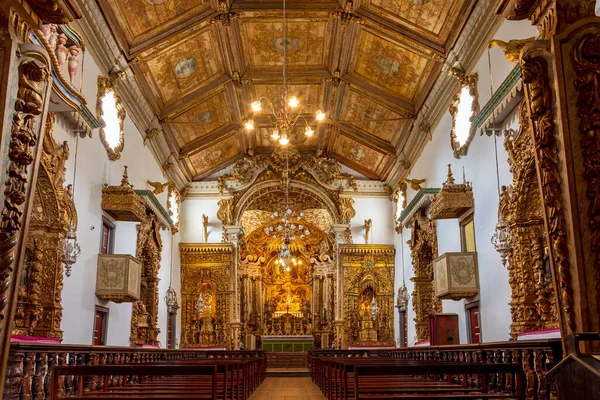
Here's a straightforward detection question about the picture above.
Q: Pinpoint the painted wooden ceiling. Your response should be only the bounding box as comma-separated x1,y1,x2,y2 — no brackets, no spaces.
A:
98,0,475,181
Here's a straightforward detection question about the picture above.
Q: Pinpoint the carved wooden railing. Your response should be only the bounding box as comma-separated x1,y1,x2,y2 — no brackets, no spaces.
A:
3,342,266,400
309,339,562,400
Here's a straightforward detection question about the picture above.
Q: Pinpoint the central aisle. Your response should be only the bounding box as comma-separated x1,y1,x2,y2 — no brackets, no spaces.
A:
249,377,326,400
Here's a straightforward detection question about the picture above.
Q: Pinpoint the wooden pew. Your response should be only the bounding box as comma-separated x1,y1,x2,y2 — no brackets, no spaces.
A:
353,362,526,399
50,364,218,399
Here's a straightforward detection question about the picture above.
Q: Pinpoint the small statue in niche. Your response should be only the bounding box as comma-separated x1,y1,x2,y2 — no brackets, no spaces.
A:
55,33,68,68
67,45,80,84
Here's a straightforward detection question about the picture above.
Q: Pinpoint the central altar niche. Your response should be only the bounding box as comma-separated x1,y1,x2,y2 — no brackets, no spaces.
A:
263,255,312,336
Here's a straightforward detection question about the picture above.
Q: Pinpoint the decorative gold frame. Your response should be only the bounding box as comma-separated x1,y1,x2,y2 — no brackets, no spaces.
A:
449,71,479,159
167,184,181,233
97,75,126,161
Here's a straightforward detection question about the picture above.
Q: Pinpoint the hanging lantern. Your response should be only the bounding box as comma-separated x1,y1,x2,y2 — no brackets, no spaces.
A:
62,222,81,277
397,284,410,310
491,215,512,266
164,286,179,313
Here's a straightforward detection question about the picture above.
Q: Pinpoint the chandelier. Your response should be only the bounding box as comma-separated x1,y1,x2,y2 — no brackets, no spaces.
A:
63,132,81,277
243,0,325,146
164,232,179,312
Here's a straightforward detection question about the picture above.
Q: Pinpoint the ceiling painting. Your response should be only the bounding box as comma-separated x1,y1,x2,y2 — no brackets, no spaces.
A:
330,133,388,179
363,0,468,45
97,0,475,182
187,135,239,178
339,88,408,144
102,0,209,49
353,31,431,101
240,17,331,69
137,25,223,108
167,90,233,147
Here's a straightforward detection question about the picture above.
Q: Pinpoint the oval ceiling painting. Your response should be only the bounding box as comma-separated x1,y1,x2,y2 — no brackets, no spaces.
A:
174,56,197,78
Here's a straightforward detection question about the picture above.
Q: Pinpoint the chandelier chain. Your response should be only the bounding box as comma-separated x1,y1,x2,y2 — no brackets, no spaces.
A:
488,48,501,198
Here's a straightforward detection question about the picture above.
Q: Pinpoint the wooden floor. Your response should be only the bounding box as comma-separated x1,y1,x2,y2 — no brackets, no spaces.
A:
249,377,326,400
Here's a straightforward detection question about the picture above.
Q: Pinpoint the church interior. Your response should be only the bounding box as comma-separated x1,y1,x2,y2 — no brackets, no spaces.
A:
1,0,600,398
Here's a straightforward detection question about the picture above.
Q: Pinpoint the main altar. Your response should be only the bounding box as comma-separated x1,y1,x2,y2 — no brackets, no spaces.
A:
179,149,395,350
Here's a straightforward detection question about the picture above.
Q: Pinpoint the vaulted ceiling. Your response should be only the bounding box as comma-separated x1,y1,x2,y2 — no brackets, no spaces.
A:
97,0,475,181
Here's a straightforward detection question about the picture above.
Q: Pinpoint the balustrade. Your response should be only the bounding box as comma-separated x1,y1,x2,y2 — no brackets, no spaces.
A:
3,342,265,400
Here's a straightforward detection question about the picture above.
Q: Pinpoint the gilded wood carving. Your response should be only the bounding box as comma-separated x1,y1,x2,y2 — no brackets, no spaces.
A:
409,209,441,342
501,102,558,338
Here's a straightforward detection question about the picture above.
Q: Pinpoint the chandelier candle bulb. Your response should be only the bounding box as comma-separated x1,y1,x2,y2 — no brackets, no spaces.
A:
288,96,299,108
279,133,289,146
244,119,254,130
251,101,262,112
316,110,325,121
305,126,314,136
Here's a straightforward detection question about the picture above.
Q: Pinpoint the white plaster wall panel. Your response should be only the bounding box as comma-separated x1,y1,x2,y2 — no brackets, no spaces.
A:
179,197,222,243
54,51,173,346
393,19,536,345
350,197,395,245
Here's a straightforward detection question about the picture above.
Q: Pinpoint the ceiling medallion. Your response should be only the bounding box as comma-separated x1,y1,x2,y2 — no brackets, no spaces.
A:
243,0,325,146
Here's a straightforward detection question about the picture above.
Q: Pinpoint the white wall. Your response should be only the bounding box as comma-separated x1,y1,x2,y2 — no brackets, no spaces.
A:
350,197,395,245
55,46,180,347
394,19,538,346
180,198,222,243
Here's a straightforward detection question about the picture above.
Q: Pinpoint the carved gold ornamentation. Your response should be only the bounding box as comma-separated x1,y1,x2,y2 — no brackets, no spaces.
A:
449,70,479,158
429,164,474,220
130,217,162,346
97,75,126,161
27,0,82,24
489,37,535,63
95,254,141,303
409,210,441,342
339,245,395,347
501,103,559,338
521,49,575,332
338,198,356,224
180,244,234,348
13,112,78,340
364,219,372,244
1,50,51,346
101,166,147,222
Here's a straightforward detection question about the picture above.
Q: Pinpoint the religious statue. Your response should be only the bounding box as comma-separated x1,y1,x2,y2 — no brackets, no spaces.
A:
67,46,80,84
364,219,372,244
202,214,209,243
56,33,68,68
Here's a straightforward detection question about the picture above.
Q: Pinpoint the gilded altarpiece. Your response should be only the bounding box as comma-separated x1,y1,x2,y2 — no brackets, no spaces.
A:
501,101,558,338
180,244,233,348
13,113,76,340
409,210,442,342
339,245,395,348
129,216,162,346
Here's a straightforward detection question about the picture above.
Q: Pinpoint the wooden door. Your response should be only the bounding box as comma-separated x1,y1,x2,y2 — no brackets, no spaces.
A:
101,223,110,254
93,311,105,345
399,311,408,347
167,313,173,349
468,306,481,343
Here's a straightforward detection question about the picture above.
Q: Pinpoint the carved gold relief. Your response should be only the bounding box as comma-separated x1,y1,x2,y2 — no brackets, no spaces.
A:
130,217,162,347
409,210,441,342
501,102,559,338
13,112,78,340
101,166,147,223
339,245,395,347
429,164,474,220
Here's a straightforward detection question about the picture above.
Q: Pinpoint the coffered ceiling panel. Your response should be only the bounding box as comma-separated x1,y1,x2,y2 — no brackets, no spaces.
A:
240,13,332,70
186,135,240,179
352,30,432,101
329,132,390,179
167,89,234,147
339,88,408,144
97,0,477,182
101,0,210,50
362,0,469,46
136,24,223,109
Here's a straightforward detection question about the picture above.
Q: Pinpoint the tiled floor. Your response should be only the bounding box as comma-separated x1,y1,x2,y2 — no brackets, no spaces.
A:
249,377,326,400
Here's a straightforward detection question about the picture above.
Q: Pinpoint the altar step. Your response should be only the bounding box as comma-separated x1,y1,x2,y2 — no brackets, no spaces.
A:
266,367,311,377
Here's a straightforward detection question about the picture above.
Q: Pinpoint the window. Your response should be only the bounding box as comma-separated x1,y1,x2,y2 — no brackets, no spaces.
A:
466,302,481,344
97,75,125,160
93,306,109,345
167,185,181,232
449,71,479,158
393,183,407,232
460,212,476,252
100,216,115,254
